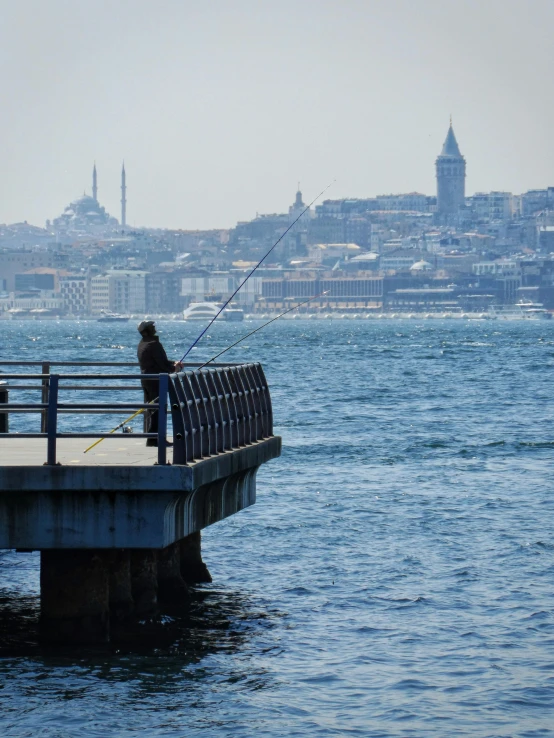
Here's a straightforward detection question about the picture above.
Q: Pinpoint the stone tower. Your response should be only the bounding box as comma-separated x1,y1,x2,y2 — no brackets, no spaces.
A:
436,122,466,219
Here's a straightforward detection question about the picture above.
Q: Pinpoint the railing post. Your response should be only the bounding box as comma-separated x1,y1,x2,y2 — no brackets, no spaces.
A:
46,375,59,466
157,373,168,466
0,381,8,433
41,361,50,433
168,374,187,465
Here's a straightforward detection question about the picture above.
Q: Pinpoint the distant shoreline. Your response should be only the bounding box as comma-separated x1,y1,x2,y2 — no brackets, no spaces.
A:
1,312,552,322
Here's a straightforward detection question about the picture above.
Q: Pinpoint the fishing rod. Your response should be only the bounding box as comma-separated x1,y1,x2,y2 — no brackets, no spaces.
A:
83,406,147,453
197,290,330,369
180,180,334,362
86,180,334,453
83,291,329,453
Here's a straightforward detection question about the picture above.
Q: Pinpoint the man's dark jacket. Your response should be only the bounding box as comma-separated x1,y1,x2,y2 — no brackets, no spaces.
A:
137,335,174,394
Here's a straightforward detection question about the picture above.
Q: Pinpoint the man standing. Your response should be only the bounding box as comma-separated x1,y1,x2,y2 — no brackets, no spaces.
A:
137,321,182,447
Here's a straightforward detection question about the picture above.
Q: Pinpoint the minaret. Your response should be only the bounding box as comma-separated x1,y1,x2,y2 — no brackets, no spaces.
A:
120,161,127,228
436,119,466,220
92,162,98,202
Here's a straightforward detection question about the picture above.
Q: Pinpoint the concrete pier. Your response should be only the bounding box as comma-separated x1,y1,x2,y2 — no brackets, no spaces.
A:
109,550,134,620
0,437,279,549
180,532,212,584
130,550,158,615
40,549,110,644
158,542,190,603
0,362,281,643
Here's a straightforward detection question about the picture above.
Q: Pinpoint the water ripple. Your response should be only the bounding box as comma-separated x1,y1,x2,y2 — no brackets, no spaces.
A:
1,319,554,736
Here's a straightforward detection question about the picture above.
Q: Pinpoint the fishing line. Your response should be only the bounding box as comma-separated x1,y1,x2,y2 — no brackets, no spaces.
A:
83,291,330,452
180,180,334,361
85,180,335,453
198,291,329,369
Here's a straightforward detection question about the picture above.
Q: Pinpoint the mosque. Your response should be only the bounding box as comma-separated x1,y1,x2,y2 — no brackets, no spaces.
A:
51,163,127,235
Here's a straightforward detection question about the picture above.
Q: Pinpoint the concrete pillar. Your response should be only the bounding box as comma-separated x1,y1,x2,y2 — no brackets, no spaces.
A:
180,531,212,585
109,550,134,620
157,542,190,604
130,549,158,615
40,549,110,644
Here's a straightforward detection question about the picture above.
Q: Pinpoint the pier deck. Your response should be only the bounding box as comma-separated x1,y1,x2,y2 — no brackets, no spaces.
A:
0,436,162,466
0,361,281,641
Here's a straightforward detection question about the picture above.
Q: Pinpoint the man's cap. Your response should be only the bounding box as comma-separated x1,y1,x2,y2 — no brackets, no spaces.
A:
137,320,156,334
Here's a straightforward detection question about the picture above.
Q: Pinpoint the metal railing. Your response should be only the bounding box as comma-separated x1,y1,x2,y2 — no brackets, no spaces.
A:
0,361,142,433
169,364,273,465
0,361,273,467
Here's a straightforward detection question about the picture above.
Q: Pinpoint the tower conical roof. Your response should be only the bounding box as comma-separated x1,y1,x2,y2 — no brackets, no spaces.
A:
440,125,462,157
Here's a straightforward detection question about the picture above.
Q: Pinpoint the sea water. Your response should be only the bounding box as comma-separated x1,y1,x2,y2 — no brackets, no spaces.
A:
0,319,553,737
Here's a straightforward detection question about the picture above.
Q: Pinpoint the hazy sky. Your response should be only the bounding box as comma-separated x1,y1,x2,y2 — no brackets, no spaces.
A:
1,0,553,230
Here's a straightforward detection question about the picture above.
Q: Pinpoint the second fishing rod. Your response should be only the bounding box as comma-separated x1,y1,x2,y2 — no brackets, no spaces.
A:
84,181,334,453
83,291,328,452
179,180,334,362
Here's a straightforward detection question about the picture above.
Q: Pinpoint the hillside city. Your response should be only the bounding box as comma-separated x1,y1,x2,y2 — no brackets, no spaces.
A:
2,123,554,319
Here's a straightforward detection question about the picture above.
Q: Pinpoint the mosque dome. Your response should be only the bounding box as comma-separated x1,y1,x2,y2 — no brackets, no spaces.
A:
72,195,96,206
67,195,103,214
53,192,118,234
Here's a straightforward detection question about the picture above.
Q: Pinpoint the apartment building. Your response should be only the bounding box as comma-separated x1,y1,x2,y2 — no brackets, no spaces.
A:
59,276,89,315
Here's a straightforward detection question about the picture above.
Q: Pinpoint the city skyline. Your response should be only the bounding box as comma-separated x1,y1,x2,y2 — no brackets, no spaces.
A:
19,122,545,234
1,0,553,229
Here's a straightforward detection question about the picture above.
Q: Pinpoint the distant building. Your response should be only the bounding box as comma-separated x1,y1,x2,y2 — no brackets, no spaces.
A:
59,275,89,315
375,193,431,212
90,274,110,313
0,222,54,250
311,195,434,251
538,226,554,252
15,272,55,291
436,122,466,220
261,275,383,308
145,271,186,314
468,192,514,222
90,270,146,314
229,213,288,257
307,243,362,264
380,253,423,271
307,215,346,246
227,188,312,264
472,260,519,277
520,188,554,217
0,290,64,315
180,274,262,306
472,259,521,303
0,251,64,292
